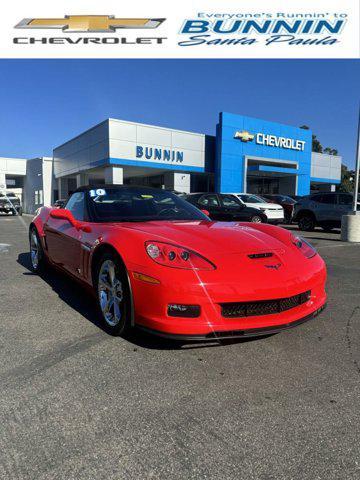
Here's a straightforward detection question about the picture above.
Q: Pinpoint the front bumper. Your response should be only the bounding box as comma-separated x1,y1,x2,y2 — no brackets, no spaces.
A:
263,210,284,222
129,253,327,337
138,304,326,341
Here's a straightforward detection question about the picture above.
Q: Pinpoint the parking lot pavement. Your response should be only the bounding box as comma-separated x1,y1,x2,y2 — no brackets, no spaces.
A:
1,215,360,480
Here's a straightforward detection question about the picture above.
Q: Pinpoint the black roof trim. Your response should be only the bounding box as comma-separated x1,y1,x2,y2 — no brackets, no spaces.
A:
74,184,169,193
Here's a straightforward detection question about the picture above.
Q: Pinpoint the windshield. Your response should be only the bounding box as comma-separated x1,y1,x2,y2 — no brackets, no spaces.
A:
240,194,265,204
87,187,210,223
277,195,296,204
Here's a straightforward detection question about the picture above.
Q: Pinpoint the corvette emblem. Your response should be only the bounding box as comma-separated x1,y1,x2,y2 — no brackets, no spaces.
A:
265,263,282,270
234,130,255,142
15,16,165,33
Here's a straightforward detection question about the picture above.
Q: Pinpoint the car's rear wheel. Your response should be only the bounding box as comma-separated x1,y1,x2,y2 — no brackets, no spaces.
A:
29,227,45,272
94,252,132,336
250,214,263,223
298,214,315,232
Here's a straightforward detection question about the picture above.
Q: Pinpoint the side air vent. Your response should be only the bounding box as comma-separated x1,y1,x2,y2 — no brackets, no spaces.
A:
248,252,273,259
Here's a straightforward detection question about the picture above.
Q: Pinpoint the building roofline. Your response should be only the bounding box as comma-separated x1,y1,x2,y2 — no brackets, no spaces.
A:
108,118,205,137
54,117,208,152
54,119,109,151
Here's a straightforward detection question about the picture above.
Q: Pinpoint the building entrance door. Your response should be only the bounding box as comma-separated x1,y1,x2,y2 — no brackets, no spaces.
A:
247,177,280,195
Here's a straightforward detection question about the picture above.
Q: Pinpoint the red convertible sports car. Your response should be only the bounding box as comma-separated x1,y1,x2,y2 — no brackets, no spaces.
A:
29,185,327,340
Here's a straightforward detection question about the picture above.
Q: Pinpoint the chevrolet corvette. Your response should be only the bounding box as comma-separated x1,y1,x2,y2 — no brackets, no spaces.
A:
29,185,327,340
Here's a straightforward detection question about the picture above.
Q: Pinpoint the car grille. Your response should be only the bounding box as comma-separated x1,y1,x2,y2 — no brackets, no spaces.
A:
220,291,311,318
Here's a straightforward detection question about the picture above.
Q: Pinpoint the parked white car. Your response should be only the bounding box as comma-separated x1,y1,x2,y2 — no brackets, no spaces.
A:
231,193,284,223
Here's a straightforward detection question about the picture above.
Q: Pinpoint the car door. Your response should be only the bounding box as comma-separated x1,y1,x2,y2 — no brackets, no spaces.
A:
334,193,354,225
197,194,224,220
315,194,337,223
219,194,247,220
44,191,85,276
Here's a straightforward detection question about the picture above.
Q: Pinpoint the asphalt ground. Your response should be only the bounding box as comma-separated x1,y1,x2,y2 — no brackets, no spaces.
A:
0,214,359,480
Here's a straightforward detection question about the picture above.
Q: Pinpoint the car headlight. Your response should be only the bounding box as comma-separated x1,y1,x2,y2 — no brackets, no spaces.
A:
291,234,317,259
145,241,216,270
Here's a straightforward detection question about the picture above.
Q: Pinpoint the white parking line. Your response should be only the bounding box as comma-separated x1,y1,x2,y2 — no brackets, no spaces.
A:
16,215,28,232
317,243,360,249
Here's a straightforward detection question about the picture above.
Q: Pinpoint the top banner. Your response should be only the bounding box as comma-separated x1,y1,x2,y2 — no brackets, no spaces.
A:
1,0,359,58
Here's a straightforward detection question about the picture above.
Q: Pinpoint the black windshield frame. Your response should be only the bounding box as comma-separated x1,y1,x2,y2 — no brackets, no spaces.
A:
85,187,210,223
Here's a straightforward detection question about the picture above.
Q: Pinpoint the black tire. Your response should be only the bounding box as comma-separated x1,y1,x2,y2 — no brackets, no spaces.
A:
17,207,23,216
298,214,316,232
29,226,46,273
250,215,263,223
11,209,16,216
94,252,132,336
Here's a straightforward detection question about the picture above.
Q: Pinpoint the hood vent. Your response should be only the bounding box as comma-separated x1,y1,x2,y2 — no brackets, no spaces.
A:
248,252,273,259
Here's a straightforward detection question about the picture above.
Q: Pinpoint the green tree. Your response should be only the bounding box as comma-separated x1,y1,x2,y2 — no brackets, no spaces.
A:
339,164,355,192
299,125,323,153
323,147,339,155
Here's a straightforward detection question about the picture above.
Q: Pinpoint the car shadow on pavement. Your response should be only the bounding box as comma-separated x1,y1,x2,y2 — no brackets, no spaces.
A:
17,252,264,351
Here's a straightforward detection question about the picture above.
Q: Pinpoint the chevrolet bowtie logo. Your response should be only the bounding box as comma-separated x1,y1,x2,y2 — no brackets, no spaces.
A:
15,16,165,33
265,263,282,270
234,130,255,142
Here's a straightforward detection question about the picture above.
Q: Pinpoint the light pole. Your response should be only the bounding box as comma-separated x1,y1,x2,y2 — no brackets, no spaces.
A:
341,104,360,242
352,105,360,213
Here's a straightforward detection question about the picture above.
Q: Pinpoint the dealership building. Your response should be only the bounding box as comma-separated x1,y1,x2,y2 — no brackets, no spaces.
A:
0,113,342,213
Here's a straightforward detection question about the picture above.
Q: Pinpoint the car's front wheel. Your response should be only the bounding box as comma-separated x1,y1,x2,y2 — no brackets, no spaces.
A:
298,214,316,232
250,214,263,223
29,227,45,272
94,252,132,336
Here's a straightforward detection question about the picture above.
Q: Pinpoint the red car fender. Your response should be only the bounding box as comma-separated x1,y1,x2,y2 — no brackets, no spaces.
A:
31,207,52,235
87,226,155,282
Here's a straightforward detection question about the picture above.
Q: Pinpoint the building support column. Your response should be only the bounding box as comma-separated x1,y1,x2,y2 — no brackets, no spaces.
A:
104,166,123,185
76,172,87,188
0,172,6,193
58,178,69,200
174,173,191,193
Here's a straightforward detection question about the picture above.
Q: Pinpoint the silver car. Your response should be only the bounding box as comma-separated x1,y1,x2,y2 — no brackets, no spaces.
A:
293,192,357,232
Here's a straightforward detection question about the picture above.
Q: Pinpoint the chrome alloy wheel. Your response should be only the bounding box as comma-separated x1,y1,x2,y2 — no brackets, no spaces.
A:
251,215,262,223
30,230,39,270
98,260,124,327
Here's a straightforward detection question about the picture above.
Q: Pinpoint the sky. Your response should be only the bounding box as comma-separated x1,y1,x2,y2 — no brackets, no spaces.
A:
0,59,359,167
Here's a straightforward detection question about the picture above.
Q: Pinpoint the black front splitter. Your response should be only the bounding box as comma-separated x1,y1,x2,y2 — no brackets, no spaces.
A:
137,304,326,342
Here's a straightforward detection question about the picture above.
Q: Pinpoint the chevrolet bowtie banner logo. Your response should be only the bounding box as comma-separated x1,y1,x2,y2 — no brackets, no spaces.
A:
15,16,165,33
234,131,255,142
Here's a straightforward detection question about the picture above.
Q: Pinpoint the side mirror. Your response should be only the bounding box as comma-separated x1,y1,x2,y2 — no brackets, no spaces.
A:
201,209,210,216
50,208,78,227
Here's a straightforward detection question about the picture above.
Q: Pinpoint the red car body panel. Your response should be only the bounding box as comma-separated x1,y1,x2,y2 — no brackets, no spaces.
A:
32,207,327,338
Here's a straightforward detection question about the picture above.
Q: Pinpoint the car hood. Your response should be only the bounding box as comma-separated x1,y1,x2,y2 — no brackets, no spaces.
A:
120,220,288,254
247,202,283,210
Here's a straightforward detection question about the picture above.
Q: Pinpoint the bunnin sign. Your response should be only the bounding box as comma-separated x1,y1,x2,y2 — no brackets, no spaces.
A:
136,146,184,163
234,130,306,152
178,13,348,47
